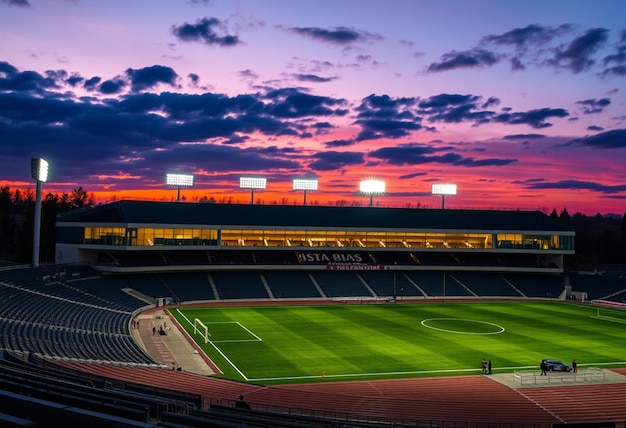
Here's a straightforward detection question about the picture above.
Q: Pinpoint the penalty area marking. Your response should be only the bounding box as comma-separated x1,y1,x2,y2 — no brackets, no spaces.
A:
175,309,253,381
421,318,505,335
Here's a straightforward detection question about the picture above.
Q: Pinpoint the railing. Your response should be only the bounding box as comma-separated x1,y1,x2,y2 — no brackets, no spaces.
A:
514,368,605,385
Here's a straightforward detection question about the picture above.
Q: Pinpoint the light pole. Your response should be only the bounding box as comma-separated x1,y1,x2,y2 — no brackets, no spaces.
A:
293,178,318,206
360,179,385,207
432,184,457,209
240,176,267,204
166,173,194,201
31,158,48,268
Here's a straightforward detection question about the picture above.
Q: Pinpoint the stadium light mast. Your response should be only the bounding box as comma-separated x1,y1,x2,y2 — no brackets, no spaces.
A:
166,173,194,201
293,178,318,206
31,157,48,268
240,176,267,204
360,179,385,207
432,184,457,209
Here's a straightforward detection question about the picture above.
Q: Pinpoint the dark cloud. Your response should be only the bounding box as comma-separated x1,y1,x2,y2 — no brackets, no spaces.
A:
601,65,626,77
287,26,373,44
0,61,18,75
0,63,60,93
324,139,355,148
293,74,336,83
353,118,421,141
482,24,572,48
575,97,611,114
368,143,517,167
524,179,626,194
308,151,364,171
426,48,499,72
601,34,626,77
564,128,626,149
494,108,568,129
481,24,573,70
264,88,348,118
353,94,422,140
99,79,126,94
417,94,493,125
84,76,101,91
66,74,84,87
547,28,609,73
145,143,302,174
602,47,626,67
0,61,373,190
2,0,30,7
587,125,604,131
171,17,240,47
454,157,518,167
126,65,178,92
399,172,428,180
503,133,546,140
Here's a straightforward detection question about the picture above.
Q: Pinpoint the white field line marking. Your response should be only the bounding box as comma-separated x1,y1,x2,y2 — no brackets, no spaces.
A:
175,309,249,381
513,388,565,423
177,310,626,384
590,315,626,324
234,321,263,341
248,363,626,383
420,318,505,335
201,321,262,341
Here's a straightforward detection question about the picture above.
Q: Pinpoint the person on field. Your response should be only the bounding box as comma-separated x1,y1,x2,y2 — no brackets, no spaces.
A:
540,360,547,375
481,359,487,374
488,360,492,375
572,359,578,373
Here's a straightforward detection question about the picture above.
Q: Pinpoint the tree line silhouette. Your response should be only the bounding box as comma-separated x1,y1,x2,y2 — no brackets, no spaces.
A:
1,184,624,267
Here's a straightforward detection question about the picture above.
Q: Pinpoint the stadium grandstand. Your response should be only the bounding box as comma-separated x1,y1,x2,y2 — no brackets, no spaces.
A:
3,201,626,427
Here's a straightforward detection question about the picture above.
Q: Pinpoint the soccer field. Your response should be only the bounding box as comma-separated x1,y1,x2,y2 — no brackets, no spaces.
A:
170,301,626,385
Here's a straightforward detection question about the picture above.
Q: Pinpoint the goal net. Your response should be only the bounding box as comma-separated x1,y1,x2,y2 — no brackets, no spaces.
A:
591,299,626,323
193,318,211,343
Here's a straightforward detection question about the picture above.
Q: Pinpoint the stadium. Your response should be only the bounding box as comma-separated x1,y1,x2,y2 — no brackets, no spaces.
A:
2,199,626,427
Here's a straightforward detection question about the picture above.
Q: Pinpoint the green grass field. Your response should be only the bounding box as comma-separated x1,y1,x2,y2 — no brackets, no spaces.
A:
169,301,626,385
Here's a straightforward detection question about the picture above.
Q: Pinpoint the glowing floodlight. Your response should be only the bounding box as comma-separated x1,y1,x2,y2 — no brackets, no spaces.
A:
240,176,267,204
432,183,457,209
166,173,194,187
166,173,194,201
31,157,49,183
31,157,49,268
293,178,318,205
360,179,386,207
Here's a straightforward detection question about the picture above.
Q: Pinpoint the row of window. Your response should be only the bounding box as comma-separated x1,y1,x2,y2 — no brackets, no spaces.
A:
83,227,574,251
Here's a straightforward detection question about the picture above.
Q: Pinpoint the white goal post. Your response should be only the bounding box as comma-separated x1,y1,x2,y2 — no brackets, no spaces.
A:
193,318,211,343
591,299,626,321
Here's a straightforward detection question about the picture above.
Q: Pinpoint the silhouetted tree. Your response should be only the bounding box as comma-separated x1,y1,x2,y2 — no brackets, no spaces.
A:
69,187,94,210
559,208,571,225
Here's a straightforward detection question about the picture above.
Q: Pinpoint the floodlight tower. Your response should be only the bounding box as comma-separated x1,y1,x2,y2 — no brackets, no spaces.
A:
31,158,49,268
240,176,267,204
432,184,457,209
166,173,194,201
293,178,318,206
360,179,385,207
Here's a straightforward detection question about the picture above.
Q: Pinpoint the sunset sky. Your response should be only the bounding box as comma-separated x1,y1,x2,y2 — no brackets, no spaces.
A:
1,0,625,215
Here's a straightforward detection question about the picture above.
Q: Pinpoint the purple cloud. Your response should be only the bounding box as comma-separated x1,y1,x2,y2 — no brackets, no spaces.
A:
426,48,499,72
171,17,240,47
547,28,609,73
287,26,375,44
575,98,611,114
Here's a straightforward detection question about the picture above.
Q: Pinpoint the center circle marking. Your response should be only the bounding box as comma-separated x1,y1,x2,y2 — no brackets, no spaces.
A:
421,318,505,335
